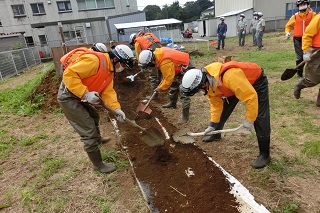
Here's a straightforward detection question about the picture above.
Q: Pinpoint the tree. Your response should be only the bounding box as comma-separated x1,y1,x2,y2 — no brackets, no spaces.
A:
143,5,162,21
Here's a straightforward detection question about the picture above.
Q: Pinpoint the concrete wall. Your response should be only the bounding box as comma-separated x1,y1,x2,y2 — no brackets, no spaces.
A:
0,35,26,51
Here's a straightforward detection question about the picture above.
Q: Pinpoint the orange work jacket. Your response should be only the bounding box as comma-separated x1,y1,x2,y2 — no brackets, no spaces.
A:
157,47,190,75
218,61,262,97
294,11,313,37
134,33,161,51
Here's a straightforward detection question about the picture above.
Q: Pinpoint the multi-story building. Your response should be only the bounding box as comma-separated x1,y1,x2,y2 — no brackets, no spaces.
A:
0,0,145,53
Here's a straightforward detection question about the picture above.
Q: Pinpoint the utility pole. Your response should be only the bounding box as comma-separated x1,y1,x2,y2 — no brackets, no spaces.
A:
58,22,67,54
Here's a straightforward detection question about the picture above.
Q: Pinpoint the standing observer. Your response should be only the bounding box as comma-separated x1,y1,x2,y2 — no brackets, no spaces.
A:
58,43,135,173
285,0,316,79
249,12,259,46
237,14,247,46
216,17,228,50
255,12,265,50
180,61,271,169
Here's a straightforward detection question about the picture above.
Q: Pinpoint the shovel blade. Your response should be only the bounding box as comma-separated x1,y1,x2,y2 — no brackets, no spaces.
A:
281,68,298,81
172,128,195,144
141,126,165,147
136,103,152,114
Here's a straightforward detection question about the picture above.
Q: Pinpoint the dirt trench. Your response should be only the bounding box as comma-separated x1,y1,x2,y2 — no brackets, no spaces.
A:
34,67,249,212
111,68,241,213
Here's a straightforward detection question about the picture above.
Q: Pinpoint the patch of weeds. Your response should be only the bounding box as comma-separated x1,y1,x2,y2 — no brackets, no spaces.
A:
0,65,51,115
271,198,300,213
19,134,48,146
1,190,13,208
101,148,129,168
268,158,290,177
20,188,42,212
302,139,320,158
40,157,65,179
0,136,19,158
249,169,271,186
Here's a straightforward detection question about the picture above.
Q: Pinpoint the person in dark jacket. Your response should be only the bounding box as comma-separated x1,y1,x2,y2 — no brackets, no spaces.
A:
216,17,228,50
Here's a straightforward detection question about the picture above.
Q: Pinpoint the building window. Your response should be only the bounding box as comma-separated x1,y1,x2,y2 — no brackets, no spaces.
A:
78,0,115,10
11,5,26,17
31,3,45,15
57,1,72,12
25,36,34,46
63,30,82,41
39,35,47,46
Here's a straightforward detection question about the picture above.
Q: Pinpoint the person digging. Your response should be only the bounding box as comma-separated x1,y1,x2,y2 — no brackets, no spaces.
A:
179,61,271,169
138,48,195,124
58,43,135,173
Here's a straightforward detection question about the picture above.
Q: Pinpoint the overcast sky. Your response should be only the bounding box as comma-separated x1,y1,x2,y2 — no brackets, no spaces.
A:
136,0,190,10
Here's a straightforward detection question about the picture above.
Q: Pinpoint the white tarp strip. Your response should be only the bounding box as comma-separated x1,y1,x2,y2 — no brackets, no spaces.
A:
114,18,182,29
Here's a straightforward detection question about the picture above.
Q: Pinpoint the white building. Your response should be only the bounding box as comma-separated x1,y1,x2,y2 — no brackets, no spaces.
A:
0,0,145,54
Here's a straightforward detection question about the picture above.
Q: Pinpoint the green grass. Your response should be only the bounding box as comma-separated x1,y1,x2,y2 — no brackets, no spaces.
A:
0,63,54,116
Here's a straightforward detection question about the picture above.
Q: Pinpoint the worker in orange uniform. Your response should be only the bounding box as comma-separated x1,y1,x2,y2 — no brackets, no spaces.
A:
285,0,316,79
180,61,271,169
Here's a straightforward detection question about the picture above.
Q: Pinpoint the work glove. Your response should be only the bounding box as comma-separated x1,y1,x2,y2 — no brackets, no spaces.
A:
242,31,245,35
83,91,100,104
303,51,311,62
223,33,226,38
204,126,216,135
115,108,126,122
243,120,254,133
285,32,290,40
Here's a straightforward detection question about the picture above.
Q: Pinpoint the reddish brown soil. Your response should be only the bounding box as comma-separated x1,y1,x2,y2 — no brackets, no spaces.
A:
32,67,240,212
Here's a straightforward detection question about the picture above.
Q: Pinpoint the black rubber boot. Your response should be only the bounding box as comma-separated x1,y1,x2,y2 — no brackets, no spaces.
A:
316,89,320,107
87,150,115,173
251,139,271,169
99,137,111,144
162,90,178,108
293,82,306,99
202,134,222,142
216,46,220,50
177,108,189,124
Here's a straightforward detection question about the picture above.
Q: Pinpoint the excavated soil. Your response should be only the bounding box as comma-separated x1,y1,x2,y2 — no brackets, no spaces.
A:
32,67,242,212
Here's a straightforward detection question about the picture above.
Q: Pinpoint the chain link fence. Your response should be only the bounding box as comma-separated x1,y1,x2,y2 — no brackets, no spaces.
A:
0,47,41,82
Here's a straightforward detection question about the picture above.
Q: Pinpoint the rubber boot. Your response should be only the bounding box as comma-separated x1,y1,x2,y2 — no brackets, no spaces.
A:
251,139,271,169
99,137,111,144
87,150,115,173
177,108,189,124
293,81,306,99
202,134,221,142
216,46,220,50
162,90,178,108
316,88,320,107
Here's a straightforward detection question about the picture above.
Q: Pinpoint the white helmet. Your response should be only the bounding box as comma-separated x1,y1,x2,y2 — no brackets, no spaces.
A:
257,12,263,17
111,44,136,68
138,50,154,68
129,33,136,45
92,43,108,53
220,17,225,21
240,14,245,18
180,68,207,96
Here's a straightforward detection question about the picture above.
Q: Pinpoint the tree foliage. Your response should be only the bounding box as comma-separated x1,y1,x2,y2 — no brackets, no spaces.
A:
143,0,214,22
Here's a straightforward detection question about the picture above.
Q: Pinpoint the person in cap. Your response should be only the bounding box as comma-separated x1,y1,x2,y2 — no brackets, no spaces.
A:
255,12,265,50
58,44,135,173
216,17,228,50
237,14,247,46
285,0,316,79
180,60,271,169
249,12,259,46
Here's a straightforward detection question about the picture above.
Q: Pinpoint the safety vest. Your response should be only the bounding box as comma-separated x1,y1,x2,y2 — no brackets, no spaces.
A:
294,11,313,37
135,33,161,51
61,48,113,94
157,47,190,75
217,61,262,97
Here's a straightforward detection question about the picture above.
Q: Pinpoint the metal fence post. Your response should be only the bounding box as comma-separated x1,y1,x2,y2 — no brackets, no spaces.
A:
11,52,19,75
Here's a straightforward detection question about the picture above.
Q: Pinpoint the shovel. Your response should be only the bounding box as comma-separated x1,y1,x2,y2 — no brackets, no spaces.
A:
281,49,320,81
97,96,165,147
172,124,252,144
126,70,143,82
136,91,157,114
